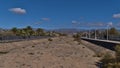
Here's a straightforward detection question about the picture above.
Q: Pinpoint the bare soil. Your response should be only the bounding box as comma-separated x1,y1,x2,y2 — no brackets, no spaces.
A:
0,36,101,68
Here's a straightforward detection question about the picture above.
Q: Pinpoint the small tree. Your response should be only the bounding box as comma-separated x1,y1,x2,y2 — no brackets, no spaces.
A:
109,27,119,35
11,27,18,35
36,28,45,36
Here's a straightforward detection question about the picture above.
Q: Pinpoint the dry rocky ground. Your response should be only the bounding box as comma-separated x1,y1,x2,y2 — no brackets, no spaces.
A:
0,36,104,68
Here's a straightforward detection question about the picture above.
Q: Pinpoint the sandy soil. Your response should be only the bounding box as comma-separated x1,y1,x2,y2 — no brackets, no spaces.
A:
0,36,100,68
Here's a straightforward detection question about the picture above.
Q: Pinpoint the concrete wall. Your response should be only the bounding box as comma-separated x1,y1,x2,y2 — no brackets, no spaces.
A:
81,38,119,51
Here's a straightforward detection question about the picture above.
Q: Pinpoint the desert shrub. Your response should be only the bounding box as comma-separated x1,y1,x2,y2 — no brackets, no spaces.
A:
73,33,81,42
100,45,120,68
48,38,53,41
93,53,104,57
100,53,115,68
101,53,114,63
102,63,120,68
115,45,120,63
28,53,34,55
0,51,9,54
32,46,35,48
59,33,67,36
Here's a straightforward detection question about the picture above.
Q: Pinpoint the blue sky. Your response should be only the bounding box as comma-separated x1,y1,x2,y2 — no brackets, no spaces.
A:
1,0,120,29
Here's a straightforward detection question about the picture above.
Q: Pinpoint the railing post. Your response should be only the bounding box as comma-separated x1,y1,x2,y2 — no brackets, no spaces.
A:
107,25,109,40
95,29,97,39
89,30,91,38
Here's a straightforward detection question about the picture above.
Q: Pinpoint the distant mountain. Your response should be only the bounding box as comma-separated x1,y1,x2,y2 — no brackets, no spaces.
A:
49,28,110,34
50,28,85,34
0,28,6,32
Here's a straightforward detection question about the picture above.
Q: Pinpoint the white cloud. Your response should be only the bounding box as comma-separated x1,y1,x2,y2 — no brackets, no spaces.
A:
72,20,78,24
41,18,50,21
34,22,42,25
113,13,120,18
108,22,113,26
9,8,26,14
87,22,112,27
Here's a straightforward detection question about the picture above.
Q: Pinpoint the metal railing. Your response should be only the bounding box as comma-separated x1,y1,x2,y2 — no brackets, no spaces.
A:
0,36,54,43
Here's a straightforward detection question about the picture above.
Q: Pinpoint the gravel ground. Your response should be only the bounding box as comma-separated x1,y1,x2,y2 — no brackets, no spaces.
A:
0,36,100,68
